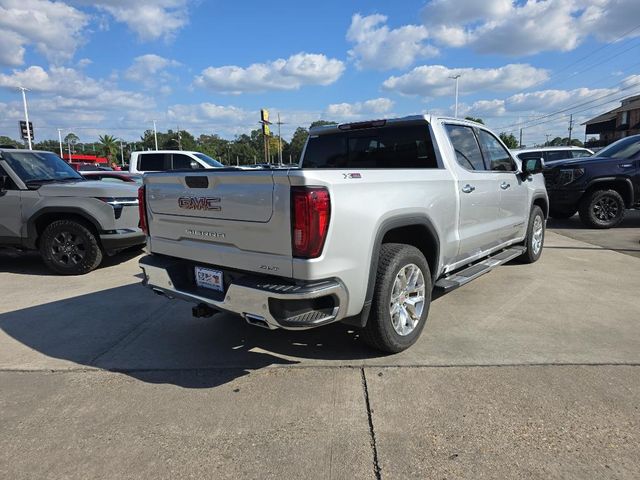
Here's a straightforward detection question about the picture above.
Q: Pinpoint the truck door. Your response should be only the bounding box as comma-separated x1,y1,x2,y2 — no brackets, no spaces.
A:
0,164,23,243
444,124,503,259
476,129,529,243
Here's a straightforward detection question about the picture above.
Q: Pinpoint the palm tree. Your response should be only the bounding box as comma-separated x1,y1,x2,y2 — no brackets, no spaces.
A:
98,134,118,162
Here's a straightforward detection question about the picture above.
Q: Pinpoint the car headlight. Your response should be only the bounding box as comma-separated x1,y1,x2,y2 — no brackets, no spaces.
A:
557,168,585,186
97,197,138,219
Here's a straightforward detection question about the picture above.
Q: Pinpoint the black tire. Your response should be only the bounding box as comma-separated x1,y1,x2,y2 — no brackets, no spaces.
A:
519,205,545,264
362,244,432,353
549,208,576,219
40,219,103,275
578,189,625,229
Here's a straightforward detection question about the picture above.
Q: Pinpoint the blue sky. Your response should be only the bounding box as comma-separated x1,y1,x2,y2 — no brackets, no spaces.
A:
1,0,639,146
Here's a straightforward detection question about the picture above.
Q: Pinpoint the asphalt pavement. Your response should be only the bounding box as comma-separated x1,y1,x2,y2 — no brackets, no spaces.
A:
1,227,639,479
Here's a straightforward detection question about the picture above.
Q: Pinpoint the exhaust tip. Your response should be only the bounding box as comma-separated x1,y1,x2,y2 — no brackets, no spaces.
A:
244,313,275,330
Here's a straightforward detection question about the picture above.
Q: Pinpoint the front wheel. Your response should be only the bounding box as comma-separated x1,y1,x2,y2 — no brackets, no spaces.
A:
578,189,625,229
40,219,103,275
519,205,545,264
362,244,432,353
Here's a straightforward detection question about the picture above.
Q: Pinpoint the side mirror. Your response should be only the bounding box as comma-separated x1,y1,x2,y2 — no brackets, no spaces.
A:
0,175,7,197
521,157,544,176
190,160,200,169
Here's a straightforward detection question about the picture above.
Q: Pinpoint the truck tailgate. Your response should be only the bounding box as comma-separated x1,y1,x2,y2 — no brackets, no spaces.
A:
145,170,294,276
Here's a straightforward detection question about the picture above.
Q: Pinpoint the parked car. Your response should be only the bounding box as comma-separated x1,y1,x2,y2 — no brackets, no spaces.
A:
0,148,145,274
138,115,547,353
513,146,594,168
69,163,113,172
129,151,223,174
543,134,640,227
81,171,142,184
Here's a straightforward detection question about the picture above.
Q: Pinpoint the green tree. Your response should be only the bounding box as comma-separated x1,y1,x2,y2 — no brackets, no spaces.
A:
64,132,79,153
33,139,62,154
0,135,20,147
289,127,309,163
465,116,484,124
98,134,118,161
499,132,519,149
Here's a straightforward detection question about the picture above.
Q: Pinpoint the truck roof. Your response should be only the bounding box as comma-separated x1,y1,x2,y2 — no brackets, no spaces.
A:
308,114,485,135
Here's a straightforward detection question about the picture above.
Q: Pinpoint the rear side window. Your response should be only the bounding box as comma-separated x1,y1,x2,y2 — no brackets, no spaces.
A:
172,153,201,169
138,153,166,171
546,150,572,162
572,150,592,158
302,124,438,169
445,124,485,170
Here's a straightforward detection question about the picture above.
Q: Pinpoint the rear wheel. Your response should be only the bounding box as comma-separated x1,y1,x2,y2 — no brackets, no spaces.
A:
40,219,103,275
578,189,625,229
362,244,431,353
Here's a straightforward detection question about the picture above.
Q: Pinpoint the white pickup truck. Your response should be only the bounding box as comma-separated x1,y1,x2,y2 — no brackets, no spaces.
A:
138,115,548,352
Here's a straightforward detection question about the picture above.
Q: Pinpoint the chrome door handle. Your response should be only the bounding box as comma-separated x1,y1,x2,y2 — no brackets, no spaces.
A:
500,182,511,190
462,184,475,193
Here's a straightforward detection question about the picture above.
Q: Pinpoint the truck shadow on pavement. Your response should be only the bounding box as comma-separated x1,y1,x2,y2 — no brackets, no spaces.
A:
0,281,401,389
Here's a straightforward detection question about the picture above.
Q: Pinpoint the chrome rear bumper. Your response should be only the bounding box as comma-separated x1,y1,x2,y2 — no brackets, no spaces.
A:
139,255,348,330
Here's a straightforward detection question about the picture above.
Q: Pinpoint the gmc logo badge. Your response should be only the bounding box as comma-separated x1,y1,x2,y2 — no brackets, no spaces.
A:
178,196,221,211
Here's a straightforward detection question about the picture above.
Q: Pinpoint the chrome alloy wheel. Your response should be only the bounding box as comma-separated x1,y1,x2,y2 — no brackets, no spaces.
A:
532,215,544,255
389,263,426,336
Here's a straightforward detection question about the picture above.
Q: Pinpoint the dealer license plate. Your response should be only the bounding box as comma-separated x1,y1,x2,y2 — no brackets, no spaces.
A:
194,266,224,292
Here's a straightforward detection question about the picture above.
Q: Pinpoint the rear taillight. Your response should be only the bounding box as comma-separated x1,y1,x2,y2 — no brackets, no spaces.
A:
291,187,331,258
138,186,148,234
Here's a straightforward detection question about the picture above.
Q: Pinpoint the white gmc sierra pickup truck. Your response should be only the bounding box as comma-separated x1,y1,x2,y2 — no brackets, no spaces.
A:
138,115,548,352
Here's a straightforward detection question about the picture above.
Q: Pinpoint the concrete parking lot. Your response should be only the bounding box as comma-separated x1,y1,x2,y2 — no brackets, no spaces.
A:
1,226,639,479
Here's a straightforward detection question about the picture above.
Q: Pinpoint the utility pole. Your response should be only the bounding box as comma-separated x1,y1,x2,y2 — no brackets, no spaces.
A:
57,128,64,158
152,120,158,150
67,139,71,162
519,128,523,148
449,74,461,118
545,134,551,146
568,114,574,145
119,139,124,165
177,125,182,150
276,113,284,166
18,87,32,150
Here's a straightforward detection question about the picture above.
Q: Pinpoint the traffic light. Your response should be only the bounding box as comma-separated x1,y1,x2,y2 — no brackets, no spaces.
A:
19,121,34,140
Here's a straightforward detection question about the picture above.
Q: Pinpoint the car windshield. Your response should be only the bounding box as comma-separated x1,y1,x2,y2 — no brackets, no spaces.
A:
3,151,83,183
193,153,223,167
596,136,640,159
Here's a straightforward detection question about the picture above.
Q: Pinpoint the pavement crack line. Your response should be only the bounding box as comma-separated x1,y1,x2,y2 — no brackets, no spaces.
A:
361,368,382,480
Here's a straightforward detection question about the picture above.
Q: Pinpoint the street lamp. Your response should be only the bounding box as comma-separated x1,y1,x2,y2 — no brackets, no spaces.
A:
57,128,64,159
448,74,461,118
152,120,158,150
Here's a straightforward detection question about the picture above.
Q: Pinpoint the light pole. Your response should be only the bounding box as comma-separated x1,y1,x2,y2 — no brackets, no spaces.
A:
119,139,124,166
448,74,461,118
57,128,64,159
18,87,32,149
152,120,158,150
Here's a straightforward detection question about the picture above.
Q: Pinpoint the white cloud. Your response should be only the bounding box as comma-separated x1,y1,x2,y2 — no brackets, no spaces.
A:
73,0,190,41
194,53,345,94
125,54,180,86
382,64,549,97
0,0,89,66
0,66,154,111
325,98,394,119
421,0,640,56
346,13,438,71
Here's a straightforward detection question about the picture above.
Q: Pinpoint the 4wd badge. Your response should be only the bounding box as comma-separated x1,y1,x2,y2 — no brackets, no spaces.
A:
178,196,221,211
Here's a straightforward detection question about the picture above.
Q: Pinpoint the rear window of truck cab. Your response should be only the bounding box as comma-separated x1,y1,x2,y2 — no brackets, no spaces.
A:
302,124,439,169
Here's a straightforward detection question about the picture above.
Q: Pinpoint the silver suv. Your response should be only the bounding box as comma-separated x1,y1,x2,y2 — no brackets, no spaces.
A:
138,116,548,352
0,149,145,274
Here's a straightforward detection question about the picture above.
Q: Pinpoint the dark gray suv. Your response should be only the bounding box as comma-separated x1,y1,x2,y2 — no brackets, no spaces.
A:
0,149,145,274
